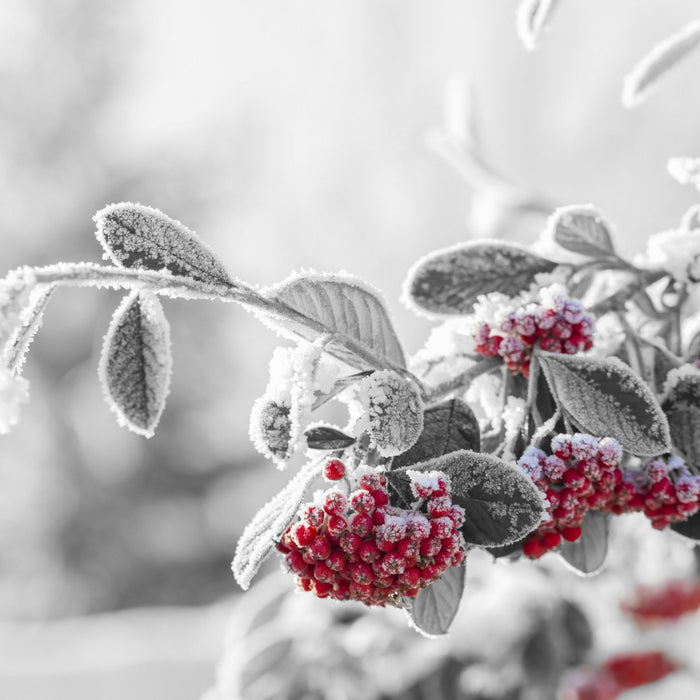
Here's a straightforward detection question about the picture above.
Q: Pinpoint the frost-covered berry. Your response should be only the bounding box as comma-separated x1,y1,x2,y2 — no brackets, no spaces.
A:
324,490,347,517
349,490,376,514
323,459,345,481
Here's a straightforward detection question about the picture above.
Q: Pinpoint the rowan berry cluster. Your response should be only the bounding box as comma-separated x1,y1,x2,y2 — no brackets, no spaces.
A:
473,292,594,377
518,434,700,559
276,462,467,606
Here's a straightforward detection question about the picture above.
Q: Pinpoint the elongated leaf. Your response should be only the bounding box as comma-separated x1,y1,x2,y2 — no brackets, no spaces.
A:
391,450,546,547
662,370,700,469
305,425,356,450
403,241,557,317
392,399,480,468
558,510,609,576
266,272,406,370
516,0,561,51
232,461,323,590
408,563,465,636
4,285,55,373
94,203,234,286
623,18,700,108
99,291,172,437
538,352,671,456
548,205,616,257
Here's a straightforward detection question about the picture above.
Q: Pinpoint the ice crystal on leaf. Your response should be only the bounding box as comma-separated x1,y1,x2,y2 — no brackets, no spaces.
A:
0,267,37,357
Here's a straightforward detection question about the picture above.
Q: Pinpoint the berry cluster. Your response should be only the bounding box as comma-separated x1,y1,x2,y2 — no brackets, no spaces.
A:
562,651,680,700
473,293,594,377
621,578,700,626
518,434,700,559
275,463,467,607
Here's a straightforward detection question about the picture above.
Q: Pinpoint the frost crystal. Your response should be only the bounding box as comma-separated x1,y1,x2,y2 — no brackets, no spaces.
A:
0,364,29,434
358,370,424,457
0,267,37,358
249,397,293,463
662,363,700,400
635,227,700,283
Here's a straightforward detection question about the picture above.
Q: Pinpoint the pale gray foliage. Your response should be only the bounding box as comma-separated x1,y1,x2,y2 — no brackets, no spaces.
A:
94,202,234,287
408,562,465,636
516,0,561,51
539,352,671,455
547,204,615,257
623,18,700,108
249,396,294,463
558,511,609,576
98,291,172,438
265,271,406,370
231,461,323,590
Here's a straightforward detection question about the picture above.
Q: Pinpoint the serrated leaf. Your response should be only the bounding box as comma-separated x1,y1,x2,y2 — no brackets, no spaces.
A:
99,291,172,437
558,511,609,576
538,352,671,456
516,0,561,51
671,508,700,540
391,450,546,547
94,203,234,287
231,461,323,590
403,241,557,317
392,399,480,468
549,205,616,258
662,372,700,469
305,425,356,450
622,18,700,108
408,563,465,636
266,272,406,370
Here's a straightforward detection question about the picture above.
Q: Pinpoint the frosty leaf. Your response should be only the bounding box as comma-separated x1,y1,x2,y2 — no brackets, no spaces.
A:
516,0,561,51
662,371,700,469
231,461,323,590
94,203,234,287
266,272,406,370
408,563,465,636
392,399,480,469
403,241,557,317
548,205,616,258
668,157,700,190
671,508,700,540
4,285,55,373
305,425,356,450
538,352,671,456
391,450,546,547
558,511,609,576
249,396,294,464
359,370,424,457
622,18,700,108
99,291,172,437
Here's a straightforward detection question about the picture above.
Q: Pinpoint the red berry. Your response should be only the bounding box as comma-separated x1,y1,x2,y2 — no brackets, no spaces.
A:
419,537,442,557
561,526,582,542
541,531,562,550
522,537,546,559
359,539,381,563
308,535,331,560
326,514,348,536
324,459,346,481
339,532,362,554
349,512,374,537
291,522,317,547
400,567,422,587
313,562,334,583
350,490,376,514
302,506,325,528
323,490,347,516
351,561,374,585
326,549,347,571
371,488,389,507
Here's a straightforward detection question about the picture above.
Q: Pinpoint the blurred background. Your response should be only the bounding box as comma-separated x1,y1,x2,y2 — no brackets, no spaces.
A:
1,0,700,698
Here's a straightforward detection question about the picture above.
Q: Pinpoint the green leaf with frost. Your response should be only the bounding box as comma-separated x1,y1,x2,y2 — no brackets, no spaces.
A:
265,272,406,370
408,562,465,636
623,18,700,108
558,510,609,576
392,398,480,469
99,291,172,437
391,450,546,547
403,241,557,317
662,369,700,470
538,351,672,456
516,0,561,51
231,461,323,590
548,204,616,258
94,203,234,287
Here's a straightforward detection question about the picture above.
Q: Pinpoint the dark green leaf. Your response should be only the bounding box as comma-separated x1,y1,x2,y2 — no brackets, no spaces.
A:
95,203,234,286
538,351,671,455
662,370,700,470
391,450,546,547
99,291,172,437
403,241,557,316
392,399,480,469
408,563,465,635
305,425,356,450
558,510,609,575
550,204,615,257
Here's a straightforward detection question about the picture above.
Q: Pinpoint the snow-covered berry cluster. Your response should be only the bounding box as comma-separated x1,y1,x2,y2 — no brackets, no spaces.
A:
518,434,700,559
472,287,594,377
275,463,467,607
